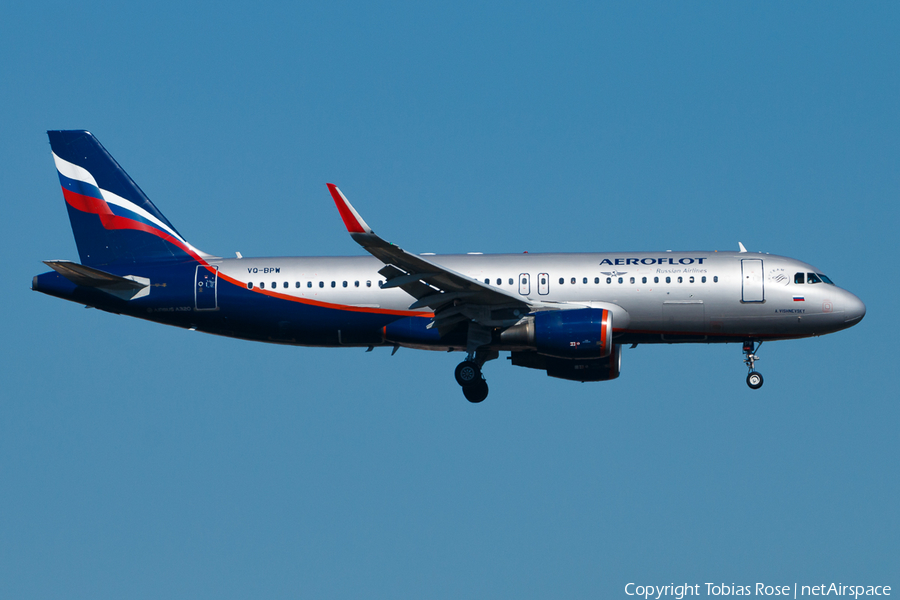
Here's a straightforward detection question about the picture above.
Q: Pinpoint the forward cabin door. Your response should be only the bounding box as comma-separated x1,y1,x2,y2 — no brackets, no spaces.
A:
195,265,219,310
741,259,764,303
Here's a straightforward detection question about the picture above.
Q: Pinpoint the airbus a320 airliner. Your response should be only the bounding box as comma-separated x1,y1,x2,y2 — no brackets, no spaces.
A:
33,131,866,402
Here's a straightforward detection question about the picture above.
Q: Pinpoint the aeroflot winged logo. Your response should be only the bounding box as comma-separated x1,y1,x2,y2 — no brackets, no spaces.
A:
599,257,708,266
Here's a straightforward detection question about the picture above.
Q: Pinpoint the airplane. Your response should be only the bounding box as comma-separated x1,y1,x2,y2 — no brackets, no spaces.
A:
32,130,866,402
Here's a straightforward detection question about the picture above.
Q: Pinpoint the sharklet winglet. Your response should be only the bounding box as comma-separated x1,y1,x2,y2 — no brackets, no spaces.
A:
327,183,374,234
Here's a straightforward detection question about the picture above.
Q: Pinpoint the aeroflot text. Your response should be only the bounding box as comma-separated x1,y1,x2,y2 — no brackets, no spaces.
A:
624,583,891,599
600,257,707,266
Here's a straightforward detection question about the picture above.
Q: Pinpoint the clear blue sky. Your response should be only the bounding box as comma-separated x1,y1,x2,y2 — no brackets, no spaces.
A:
2,2,897,598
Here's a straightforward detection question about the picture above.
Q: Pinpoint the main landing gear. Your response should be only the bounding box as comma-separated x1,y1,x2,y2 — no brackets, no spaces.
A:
743,340,764,390
454,349,497,403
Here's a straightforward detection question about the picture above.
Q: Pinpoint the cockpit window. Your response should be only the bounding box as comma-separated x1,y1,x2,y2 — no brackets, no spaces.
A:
818,273,834,285
807,273,822,284
794,273,805,284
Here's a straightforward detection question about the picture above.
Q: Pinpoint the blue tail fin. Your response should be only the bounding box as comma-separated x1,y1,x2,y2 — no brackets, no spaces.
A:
48,130,208,266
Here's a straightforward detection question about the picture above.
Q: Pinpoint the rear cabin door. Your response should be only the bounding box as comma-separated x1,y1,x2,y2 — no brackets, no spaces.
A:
195,265,219,310
741,259,764,303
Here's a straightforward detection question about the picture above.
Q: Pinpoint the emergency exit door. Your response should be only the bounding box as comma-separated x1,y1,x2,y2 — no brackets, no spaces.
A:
518,273,530,295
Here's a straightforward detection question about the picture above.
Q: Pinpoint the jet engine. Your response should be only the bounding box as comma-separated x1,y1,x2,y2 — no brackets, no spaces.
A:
501,307,614,358
501,308,621,381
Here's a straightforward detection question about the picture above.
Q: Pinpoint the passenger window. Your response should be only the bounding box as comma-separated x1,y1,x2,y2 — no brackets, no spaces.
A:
331,281,336,288
702,276,707,283
618,277,623,284
307,282,312,288
485,278,490,284
496,278,502,285
606,277,611,284
540,277,546,285
794,273,805,284
807,273,821,284
642,277,647,284
283,282,288,289
630,277,635,284
295,282,300,288
666,277,671,283
319,281,324,288
343,281,348,287
260,282,265,289
594,277,599,284
654,277,659,283
248,282,254,289
571,277,576,284
677,277,683,283
714,276,718,283
559,278,565,285
272,282,276,288
583,277,588,284
508,278,514,285
366,281,372,287
355,281,360,287
689,276,694,283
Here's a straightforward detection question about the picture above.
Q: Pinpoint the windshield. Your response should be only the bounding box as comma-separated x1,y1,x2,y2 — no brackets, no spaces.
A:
796,272,835,285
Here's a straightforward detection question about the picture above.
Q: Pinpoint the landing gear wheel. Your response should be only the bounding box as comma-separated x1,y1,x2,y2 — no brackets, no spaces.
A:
463,380,489,403
454,361,481,386
746,371,764,390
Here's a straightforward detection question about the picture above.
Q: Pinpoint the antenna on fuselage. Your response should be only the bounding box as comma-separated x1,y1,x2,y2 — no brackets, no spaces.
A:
738,242,748,253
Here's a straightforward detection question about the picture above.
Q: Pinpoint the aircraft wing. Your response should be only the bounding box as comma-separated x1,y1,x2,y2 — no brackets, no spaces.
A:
327,184,533,335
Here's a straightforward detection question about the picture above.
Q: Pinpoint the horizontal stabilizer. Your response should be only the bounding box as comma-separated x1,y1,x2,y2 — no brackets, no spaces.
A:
43,260,150,300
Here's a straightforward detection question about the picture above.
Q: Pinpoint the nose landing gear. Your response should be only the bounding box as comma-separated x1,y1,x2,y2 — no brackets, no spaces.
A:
743,340,764,389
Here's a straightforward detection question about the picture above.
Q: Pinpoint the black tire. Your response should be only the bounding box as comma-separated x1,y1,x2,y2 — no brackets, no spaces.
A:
454,361,481,386
746,371,764,390
463,380,489,403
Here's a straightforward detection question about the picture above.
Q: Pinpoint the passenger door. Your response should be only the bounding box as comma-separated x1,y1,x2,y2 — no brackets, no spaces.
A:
195,265,218,310
741,259,764,303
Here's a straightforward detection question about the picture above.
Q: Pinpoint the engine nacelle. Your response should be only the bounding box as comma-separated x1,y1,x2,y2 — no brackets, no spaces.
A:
501,308,613,359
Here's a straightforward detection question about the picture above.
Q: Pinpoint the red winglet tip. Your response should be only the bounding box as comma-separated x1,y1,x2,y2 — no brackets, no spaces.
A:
327,183,365,233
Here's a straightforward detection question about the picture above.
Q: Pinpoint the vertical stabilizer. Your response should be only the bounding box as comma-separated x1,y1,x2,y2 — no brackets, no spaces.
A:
47,130,209,266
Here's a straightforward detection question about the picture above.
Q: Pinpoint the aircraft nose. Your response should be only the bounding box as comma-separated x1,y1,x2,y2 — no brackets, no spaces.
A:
843,291,866,325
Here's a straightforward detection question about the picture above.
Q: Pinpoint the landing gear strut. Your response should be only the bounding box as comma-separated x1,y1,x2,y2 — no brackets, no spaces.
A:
455,349,497,403
743,340,764,390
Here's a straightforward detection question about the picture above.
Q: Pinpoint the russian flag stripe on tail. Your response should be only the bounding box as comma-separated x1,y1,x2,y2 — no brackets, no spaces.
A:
47,130,210,266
